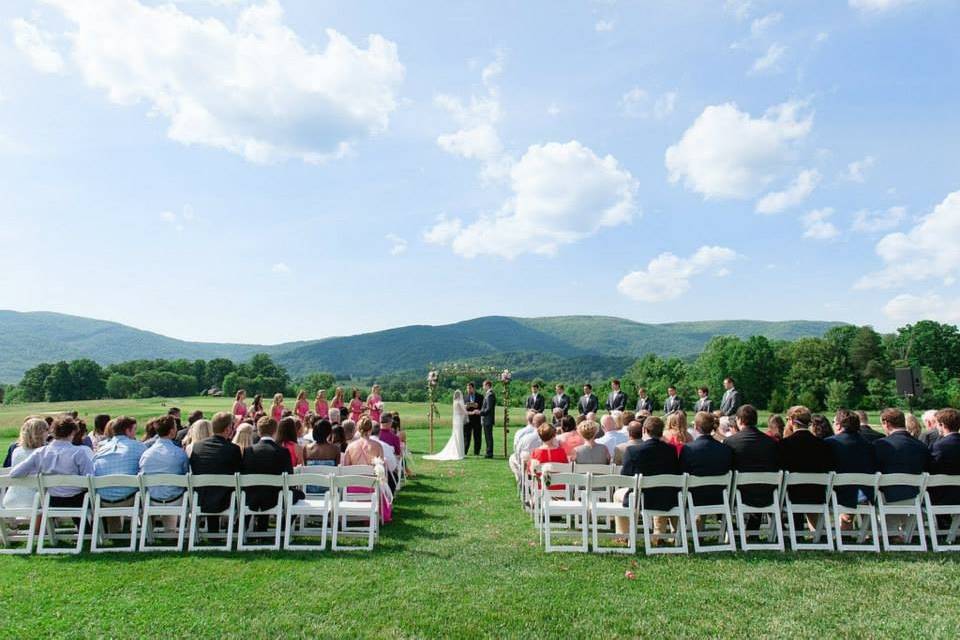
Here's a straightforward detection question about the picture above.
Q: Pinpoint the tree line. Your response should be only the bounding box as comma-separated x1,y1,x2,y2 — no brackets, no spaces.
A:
2,320,958,412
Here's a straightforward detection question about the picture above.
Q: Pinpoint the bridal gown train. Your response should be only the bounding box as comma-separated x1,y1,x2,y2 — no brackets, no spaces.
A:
424,396,467,461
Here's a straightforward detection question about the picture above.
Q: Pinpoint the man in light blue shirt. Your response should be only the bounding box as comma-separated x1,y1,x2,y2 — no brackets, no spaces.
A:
11,416,94,505
93,416,146,502
139,415,189,501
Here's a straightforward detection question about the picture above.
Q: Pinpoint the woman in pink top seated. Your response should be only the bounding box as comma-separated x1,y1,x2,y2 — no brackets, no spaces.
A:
271,393,285,422
276,416,303,467
343,417,392,523
294,389,310,420
555,415,584,459
232,389,248,419
663,411,692,456
331,387,346,411
367,384,383,423
314,389,329,419
349,388,364,422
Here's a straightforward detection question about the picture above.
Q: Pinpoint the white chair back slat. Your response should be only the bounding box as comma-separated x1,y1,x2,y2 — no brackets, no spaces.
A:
238,474,286,488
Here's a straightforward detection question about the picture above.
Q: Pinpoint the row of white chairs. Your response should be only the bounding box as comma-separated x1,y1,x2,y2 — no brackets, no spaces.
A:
0,467,382,554
525,464,960,554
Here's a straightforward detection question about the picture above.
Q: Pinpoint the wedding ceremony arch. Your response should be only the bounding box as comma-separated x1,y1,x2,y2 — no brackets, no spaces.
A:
426,365,513,457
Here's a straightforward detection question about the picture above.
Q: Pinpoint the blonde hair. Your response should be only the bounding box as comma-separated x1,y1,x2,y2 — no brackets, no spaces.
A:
665,411,692,444
906,413,922,439
371,384,381,396
183,419,213,447
316,389,326,401
577,420,599,440
19,418,48,450
232,423,255,452
272,393,284,408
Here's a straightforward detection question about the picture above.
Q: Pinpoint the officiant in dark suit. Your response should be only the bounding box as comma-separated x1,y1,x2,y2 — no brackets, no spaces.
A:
525,383,545,413
479,380,496,458
578,384,599,416
552,384,570,416
605,379,627,412
464,382,483,456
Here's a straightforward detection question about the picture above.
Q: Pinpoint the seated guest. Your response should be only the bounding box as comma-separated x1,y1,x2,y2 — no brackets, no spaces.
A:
826,409,877,514
613,421,643,465
810,414,833,440
370,422,399,490
276,416,303,467
874,408,930,503
378,413,403,457
856,410,884,443
232,422,256,455
725,405,780,507
141,418,159,446
91,414,111,451
930,408,960,504
556,415,584,458
175,410,204,447
72,419,95,458
241,416,298,531
341,420,357,443
551,408,564,428
93,416,147,532
780,406,833,508
2,418,49,509
331,426,348,454
679,413,733,506
716,416,737,441
139,415,189,532
572,421,610,465
11,416,95,512
596,414,626,458
303,419,340,468
766,415,785,442
529,423,569,489
342,418,391,523
189,412,242,533
920,409,941,448
905,413,923,439
663,411,692,456
617,416,681,536
183,420,213,457
514,413,546,478
510,411,538,480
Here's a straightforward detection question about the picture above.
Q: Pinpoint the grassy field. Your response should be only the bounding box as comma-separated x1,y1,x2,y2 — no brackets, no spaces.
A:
0,398,950,638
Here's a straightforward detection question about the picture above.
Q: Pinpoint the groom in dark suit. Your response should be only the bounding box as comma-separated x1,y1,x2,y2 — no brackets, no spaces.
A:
464,382,483,456
479,380,497,458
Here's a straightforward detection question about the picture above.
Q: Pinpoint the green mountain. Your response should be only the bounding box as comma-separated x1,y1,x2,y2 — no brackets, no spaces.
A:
0,310,843,382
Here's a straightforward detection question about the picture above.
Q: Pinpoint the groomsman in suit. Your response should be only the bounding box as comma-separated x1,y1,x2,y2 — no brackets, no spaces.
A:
464,382,483,456
635,387,653,414
663,386,683,415
719,377,743,417
551,384,570,416
479,380,497,459
578,384,599,416
694,387,713,413
525,383,545,413
606,379,627,412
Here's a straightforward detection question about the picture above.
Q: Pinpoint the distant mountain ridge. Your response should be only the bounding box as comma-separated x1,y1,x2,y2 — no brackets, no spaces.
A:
0,310,843,382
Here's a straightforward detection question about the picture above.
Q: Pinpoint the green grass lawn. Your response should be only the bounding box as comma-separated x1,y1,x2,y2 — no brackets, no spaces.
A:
0,399,949,638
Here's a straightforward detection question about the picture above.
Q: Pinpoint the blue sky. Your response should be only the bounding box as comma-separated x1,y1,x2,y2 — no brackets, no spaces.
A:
1,0,958,344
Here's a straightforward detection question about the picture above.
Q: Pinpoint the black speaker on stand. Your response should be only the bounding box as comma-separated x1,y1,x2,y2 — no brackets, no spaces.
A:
895,367,923,414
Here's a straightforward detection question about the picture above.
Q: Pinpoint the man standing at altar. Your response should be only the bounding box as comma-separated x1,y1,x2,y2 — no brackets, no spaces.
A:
525,383,545,413
479,380,497,459
606,379,627,412
578,383,599,416
635,387,653,414
552,384,570,416
720,377,743,417
464,382,483,456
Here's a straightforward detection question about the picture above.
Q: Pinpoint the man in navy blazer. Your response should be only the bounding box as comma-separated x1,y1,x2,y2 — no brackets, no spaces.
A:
929,408,960,505
723,405,780,507
874,408,930,503
780,406,834,505
679,412,732,505
621,416,680,512
826,409,877,508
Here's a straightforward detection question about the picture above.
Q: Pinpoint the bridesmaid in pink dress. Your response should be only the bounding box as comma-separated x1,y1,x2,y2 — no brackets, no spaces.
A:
314,389,329,419
271,393,285,422
349,388,364,422
232,389,248,419
367,384,383,423
331,387,346,412
294,390,310,420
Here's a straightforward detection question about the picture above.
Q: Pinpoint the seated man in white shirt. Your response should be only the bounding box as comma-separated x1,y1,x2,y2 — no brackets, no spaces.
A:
596,414,627,457
509,411,538,481
512,413,547,482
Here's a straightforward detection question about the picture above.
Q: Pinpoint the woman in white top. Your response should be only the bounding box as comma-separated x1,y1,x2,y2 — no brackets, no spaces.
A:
2,418,49,508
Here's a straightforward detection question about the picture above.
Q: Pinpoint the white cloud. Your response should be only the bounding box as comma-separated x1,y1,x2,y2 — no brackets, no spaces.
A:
547,102,560,116
620,87,677,119
750,43,787,74
755,169,820,214
595,19,615,32
37,0,404,164
802,207,839,240
851,205,905,233
425,141,638,259
725,0,753,20
618,246,738,302
665,100,812,200
271,262,291,274
856,190,960,289
883,293,960,325
843,155,875,182
386,233,407,256
11,18,64,73
750,13,782,37
159,205,195,232
849,0,917,12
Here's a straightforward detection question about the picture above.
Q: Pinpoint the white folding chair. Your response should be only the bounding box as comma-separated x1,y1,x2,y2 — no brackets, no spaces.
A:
331,475,379,551
877,473,927,552
37,475,91,555
284,472,333,551
237,474,285,551
923,474,960,552
533,462,573,531
589,474,636,554
831,472,880,552
733,471,784,552
0,473,40,554
638,474,688,555
575,463,617,531
188,473,237,552
339,465,376,476
782,471,835,551
90,474,142,553
540,471,589,553
139,474,190,552
686,473,736,553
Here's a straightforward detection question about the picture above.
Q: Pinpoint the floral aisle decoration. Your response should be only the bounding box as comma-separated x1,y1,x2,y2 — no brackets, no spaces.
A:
500,369,512,458
427,369,439,453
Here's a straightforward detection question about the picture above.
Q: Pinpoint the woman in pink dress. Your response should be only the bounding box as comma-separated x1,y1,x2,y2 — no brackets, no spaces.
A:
314,389,329,419
232,389,248,419
349,388,364,422
367,384,383,423
343,417,392,523
294,390,310,420
271,393,285,422
331,387,345,412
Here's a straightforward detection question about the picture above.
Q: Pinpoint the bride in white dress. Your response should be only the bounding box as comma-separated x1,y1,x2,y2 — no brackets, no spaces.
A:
424,389,466,461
